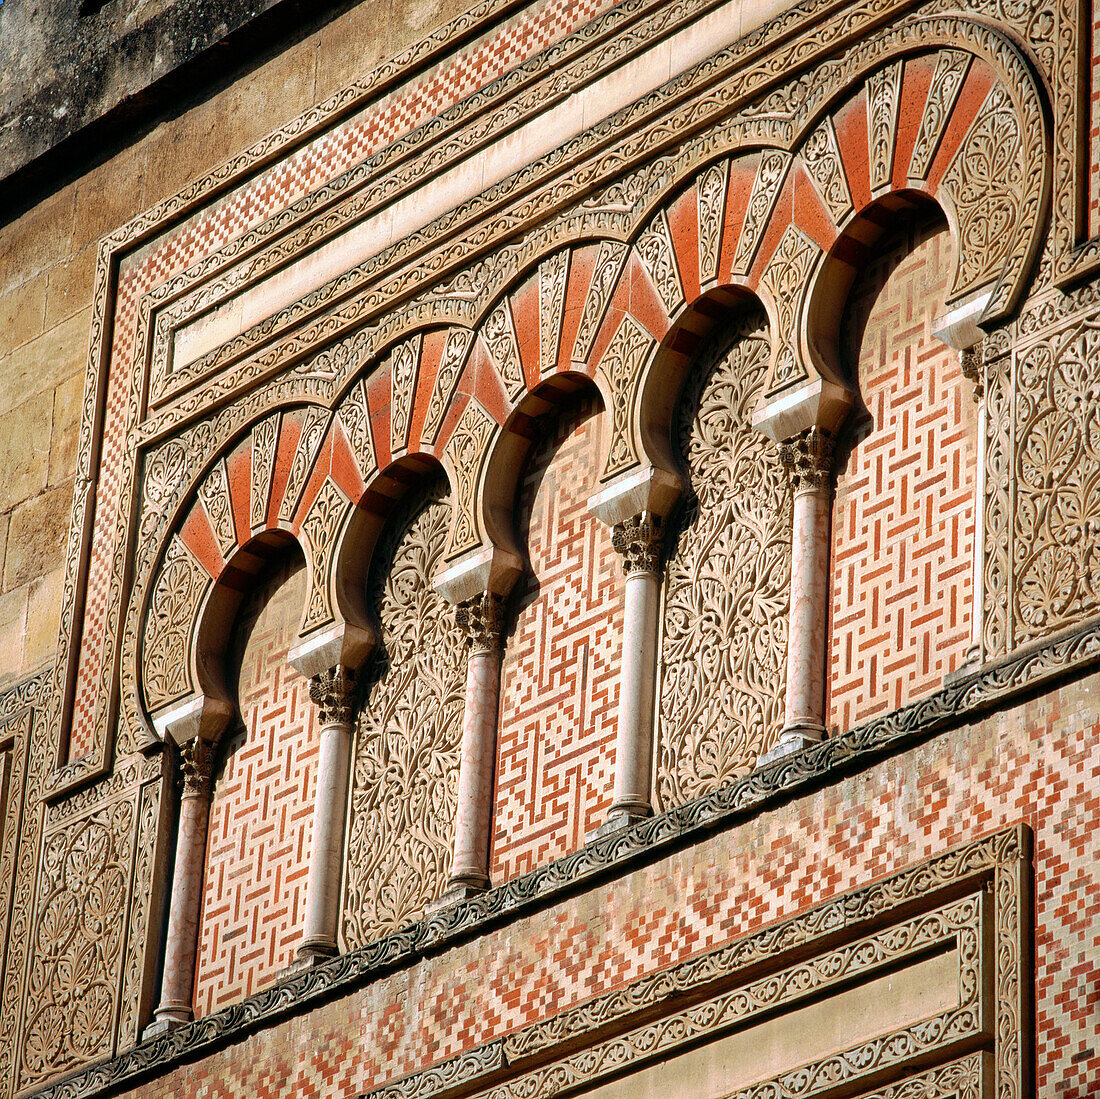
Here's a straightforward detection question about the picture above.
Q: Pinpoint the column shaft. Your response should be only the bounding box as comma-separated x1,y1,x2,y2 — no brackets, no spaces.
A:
602,513,664,830
765,426,836,762
298,665,357,961
449,647,501,889
783,484,831,735
445,592,505,897
147,737,215,1035
611,568,660,817
299,719,353,956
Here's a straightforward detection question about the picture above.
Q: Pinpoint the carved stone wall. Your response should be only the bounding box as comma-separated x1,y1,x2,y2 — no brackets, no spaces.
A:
7,0,1100,1093
192,549,317,1016
1006,309,1100,646
85,659,1100,1099
827,211,976,734
341,480,465,949
656,309,790,809
493,391,622,883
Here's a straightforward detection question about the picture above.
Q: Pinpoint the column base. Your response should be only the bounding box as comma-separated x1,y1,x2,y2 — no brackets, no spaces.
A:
285,939,338,975
142,1009,191,1041
588,805,650,842
430,876,490,911
759,723,826,766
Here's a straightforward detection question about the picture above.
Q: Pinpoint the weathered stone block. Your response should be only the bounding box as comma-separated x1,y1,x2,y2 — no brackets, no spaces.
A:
4,482,74,591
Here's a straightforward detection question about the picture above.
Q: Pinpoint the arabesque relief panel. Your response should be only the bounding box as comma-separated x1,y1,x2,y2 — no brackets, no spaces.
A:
656,309,790,809
342,480,465,949
984,299,1100,651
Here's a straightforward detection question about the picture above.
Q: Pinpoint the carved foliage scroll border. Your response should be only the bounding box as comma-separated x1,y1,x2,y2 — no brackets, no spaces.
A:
0,697,37,1090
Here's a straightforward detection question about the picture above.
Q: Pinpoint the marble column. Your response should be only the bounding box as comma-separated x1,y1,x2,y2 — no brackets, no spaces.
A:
297,665,357,962
604,513,664,831
445,591,505,898
768,427,835,761
146,736,216,1036
961,344,986,666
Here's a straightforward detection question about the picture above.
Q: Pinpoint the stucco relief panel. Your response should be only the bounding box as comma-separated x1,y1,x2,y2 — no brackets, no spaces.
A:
657,313,790,809
342,485,465,949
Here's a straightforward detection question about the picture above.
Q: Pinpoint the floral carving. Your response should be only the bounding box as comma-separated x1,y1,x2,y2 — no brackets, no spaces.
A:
908,50,970,181
538,252,570,377
732,150,789,275
482,301,526,399
597,313,654,478
390,336,423,454
572,241,629,364
633,210,683,317
866,60,902,192
342,484,464,948
196,459,236,559
696,159,728,285
799,115,852,225
180,736,216,797
456,592,506,653
278,407,331,522
779,427,835,493
611,515,664,577
22,801,133,1085
941,85,1025,301
422,328,474,445
657,316,790,809
338,378,377,477
249,414,281,531
141,537,211,711
1013,319,1100,642
759,225,819,395
443,399,496,557
300,479,350,632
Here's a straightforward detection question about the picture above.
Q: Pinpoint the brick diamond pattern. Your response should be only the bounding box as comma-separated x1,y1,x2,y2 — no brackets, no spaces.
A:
192,551,318,1017
827,215,976,734
492,392,622,885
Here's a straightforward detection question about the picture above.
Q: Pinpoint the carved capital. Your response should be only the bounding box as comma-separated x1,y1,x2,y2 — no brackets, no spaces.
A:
455,592,506,654
612,513,664,577
778,428,835,493
309,665,358,726
960,345,984,401
179,737,216,798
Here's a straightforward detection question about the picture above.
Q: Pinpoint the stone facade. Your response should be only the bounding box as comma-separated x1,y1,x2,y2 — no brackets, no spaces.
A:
0,0,1097,1096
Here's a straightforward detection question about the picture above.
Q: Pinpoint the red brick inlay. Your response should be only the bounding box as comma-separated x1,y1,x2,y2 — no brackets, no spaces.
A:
492,391,622,883
827,211,976,733
192,549,318,1016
